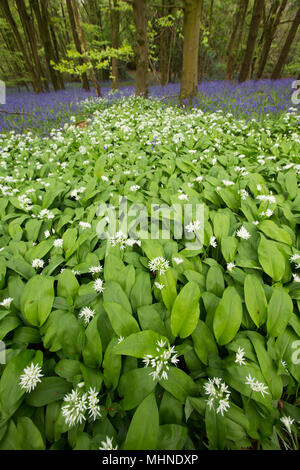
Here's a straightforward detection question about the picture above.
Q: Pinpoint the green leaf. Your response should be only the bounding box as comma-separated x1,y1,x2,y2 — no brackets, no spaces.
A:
267,287,293,338
258,220,292,245
118,368,157,410
25,377,72,407
213,286,243,345
171,281,201,338
244,274,267,328
192,320,218,365
124,392,159,450
113,330,167,358
130,272,152,311
159,367,197,403
20,275,54,327
103,302,140,337
82,315,102,368
258,235,286,281
17,417,45,450
103,337,122,390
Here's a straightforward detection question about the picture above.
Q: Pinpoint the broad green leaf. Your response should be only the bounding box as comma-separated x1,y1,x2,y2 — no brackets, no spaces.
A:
171,281,201,338
124,392,159,450
267,287,293,338
244,274,267,327
213,286,242,345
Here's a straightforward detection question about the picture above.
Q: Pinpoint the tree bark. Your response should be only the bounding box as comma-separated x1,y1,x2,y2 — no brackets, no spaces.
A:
30,0,61,91
180,0,202,103
15,0,44,93
0,0,42,92
238,0,263,82
256,0,288,79
71,0,101,96
271,5,300,80
133,0,149,97
160,0,169,86
66,0,90,91
111,0,120,90
226,0,249,81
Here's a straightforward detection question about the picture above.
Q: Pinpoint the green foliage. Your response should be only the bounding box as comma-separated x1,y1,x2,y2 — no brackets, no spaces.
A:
0,97,299,451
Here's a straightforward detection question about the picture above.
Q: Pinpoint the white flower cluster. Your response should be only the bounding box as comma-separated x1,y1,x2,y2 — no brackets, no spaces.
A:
143,339,179,381
0,297,13,308
185,220,202,233
148,257,170,275
62,387,101,427
99,436,118,450
79,306,96,325
19,363,43,393
204,377,231,416
245,374,269,397
109,231,141,250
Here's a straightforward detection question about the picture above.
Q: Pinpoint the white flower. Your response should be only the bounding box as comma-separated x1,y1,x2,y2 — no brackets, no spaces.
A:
110,231,127,249
0,297,13,308
204,377,231,416
245,374,269,397
143,340,179,381
44,230,50,238
89,265,103,275
79,146,87,154
235,347,246,366
62,389,88,427
292,273,300,283
173,257,184,265
117,336,124,344
148,257,169,275
93,278,105,293
185,220,202,233
54,238,63,248
227,262,235,272
222,180,234,186
79,221,91,230
87,387,101,421
256,195,276,204
178,193,188,200
290,254,300,263
210,236,217,248
19,363,43,393
79,307,96,325
238,189,249,200
32,258,44,269
236,226,251,240
99,436,118,450
280,416,294,434
130,185,140,192
154,282,164,290
37,208,54,219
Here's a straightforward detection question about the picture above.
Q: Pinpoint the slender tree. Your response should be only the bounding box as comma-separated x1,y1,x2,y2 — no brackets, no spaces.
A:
110,0,120,90
271,4,300,79
238,0,263,82
180,0,202,102
256,0,288,79
71,0,101,96
66,0,90,91
133,0,149,97
226,0,249,81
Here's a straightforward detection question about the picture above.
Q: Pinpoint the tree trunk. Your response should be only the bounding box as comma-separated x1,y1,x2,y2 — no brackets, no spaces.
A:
180,0,202,103
133,0,148,97
271,5,300,80
30,0,60,91
71,0,101,96
0,0,42,92
226,0,249,81
238,0,263,82
66,0,90,91
111,0,120,90
160,0,169,86
15,0,44,93
256,0,287,79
